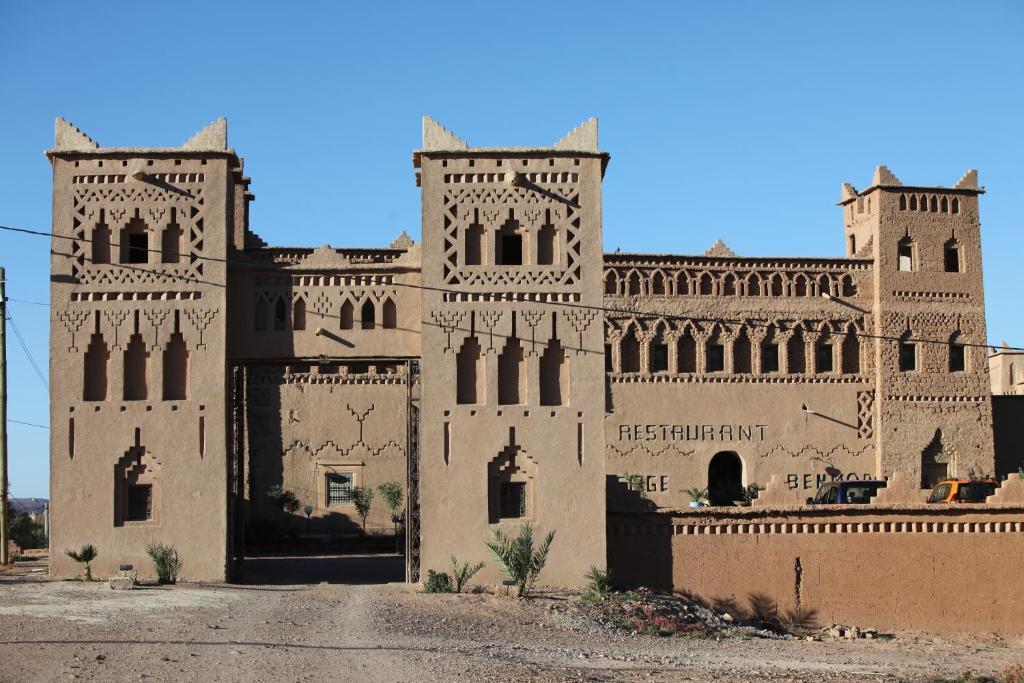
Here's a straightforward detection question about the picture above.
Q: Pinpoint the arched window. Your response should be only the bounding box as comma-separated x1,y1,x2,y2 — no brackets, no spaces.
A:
841,274,856,297
897,237,915,272
360,300,375,330
792,274,807,297
626,271,642,296
676,271,690,295
620,325,641,373
651,271,666,295
649,324,669,373
721,273,736,296
604,270,619,295
787,326,806,374
382,298,397,329
948,333,966,372
769,273,784,297
677,326,697,373
698,272,714,296
944,239,961,273
841,327,860,374
161,209,182,263
745,272,762,296
899,194,907,210
340,300,354,330
909,195,918,211
941,196,948,213
952,197,960,214
930,196,938,212
93,210,111,264
292,297,306,331
732,327,751,374
274,297,287,331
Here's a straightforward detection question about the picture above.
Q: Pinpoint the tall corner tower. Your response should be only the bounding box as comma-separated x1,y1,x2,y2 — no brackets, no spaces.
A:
840,165,993,486
47,117,245,580
414,117,609,585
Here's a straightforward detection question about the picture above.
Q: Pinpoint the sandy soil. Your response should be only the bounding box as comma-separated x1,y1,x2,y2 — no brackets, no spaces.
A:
1,559,1021,682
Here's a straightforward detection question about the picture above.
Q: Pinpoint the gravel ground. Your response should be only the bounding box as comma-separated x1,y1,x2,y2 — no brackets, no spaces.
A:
1,562,1021,682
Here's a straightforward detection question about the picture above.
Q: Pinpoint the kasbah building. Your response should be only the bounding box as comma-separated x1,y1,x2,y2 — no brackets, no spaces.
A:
45,115,1023,587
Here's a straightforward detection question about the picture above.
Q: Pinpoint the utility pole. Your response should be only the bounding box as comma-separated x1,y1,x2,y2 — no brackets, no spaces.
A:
0,266,9,565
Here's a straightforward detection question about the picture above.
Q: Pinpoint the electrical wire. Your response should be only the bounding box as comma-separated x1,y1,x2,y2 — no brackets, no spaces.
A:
7,297,48,307
7,418,48,429
1,222,1021,352
4,312,48,388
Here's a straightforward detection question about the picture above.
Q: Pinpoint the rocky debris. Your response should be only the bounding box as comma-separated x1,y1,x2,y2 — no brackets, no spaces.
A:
108,577,134,591
823,624,889,640
573,587,788,639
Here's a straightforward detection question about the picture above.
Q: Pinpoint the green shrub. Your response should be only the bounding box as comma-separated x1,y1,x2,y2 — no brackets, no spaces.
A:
65,544,98,581
10,512,45,549
423,569,453,593
266,485,300,514
145,542,183,584
485,523,555,598
450,555,485,593
352,487,374,531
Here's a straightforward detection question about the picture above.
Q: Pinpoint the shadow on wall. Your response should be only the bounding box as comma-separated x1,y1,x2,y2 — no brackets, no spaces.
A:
690,592,820,632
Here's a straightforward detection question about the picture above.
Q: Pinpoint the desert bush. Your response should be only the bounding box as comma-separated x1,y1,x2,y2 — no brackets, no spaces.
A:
145,542,183,584
485,523,555,598
352,487,374,531
266,485,300,514
584,566,611,600
450,555,485,593
423,569,453,593
65,544,98,581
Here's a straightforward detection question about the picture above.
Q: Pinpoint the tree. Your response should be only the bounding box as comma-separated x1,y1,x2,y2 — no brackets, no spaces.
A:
65,544,98,581
351,487,374,532
377,482,403,518
485,523,555,597
9,512,45,550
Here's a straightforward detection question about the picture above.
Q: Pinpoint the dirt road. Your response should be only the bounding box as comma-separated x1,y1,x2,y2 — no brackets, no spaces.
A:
1,570,1021,681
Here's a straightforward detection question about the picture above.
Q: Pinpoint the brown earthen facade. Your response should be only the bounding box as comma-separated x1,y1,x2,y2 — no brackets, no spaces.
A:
47,117,998,583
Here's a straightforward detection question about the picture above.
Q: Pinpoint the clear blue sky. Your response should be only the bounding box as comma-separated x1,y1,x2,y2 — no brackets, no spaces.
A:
1,1,1022,498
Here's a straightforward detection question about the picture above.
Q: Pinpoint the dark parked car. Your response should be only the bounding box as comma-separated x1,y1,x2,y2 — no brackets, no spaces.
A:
806,480,886,505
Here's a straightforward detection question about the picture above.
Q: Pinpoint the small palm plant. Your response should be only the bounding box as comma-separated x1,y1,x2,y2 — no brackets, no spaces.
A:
485,523,555,598
146,542,183,584
450,555,485,593
65,544,98,581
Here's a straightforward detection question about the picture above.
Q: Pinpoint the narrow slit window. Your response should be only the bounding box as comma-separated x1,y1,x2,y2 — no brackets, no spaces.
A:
899,341,917,372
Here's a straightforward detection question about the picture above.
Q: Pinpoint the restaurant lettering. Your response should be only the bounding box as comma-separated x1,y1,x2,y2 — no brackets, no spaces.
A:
618,424,767,442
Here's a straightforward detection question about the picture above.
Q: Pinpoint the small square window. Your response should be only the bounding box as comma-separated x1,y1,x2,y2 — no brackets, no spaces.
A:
899,342,917,372
762,343,780,373
815,344,834,373
326,472,353,506
127,484,152,521
500,482,526,518
707,344,725,372
650,344,669,373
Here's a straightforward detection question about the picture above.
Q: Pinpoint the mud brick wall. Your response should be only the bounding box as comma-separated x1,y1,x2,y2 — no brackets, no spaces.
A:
609,506,1024,634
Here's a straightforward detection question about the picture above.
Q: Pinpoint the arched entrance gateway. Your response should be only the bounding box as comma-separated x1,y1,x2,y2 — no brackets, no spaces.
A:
707,451,745,506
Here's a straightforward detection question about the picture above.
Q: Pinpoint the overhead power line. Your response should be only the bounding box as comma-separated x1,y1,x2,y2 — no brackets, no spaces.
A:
7,418,48,430
4,313,47,389
1,222,1021,353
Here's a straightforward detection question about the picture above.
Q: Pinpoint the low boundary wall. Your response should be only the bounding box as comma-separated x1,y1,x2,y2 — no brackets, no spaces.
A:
608,505,1024,634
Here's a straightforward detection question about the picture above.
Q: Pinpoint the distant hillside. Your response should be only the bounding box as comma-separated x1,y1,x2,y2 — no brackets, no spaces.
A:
8,498,48,515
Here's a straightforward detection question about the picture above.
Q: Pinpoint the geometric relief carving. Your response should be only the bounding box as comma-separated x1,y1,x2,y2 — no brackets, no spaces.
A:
857,390,875,439
114,437,161,527
57,309,91,351
430,310,466,353
183,308,217,349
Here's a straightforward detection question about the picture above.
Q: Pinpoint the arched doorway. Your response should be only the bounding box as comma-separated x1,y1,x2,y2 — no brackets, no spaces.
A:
708,451,744,506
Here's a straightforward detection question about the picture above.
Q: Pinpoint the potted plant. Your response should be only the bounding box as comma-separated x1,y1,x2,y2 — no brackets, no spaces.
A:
683,487,707,508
